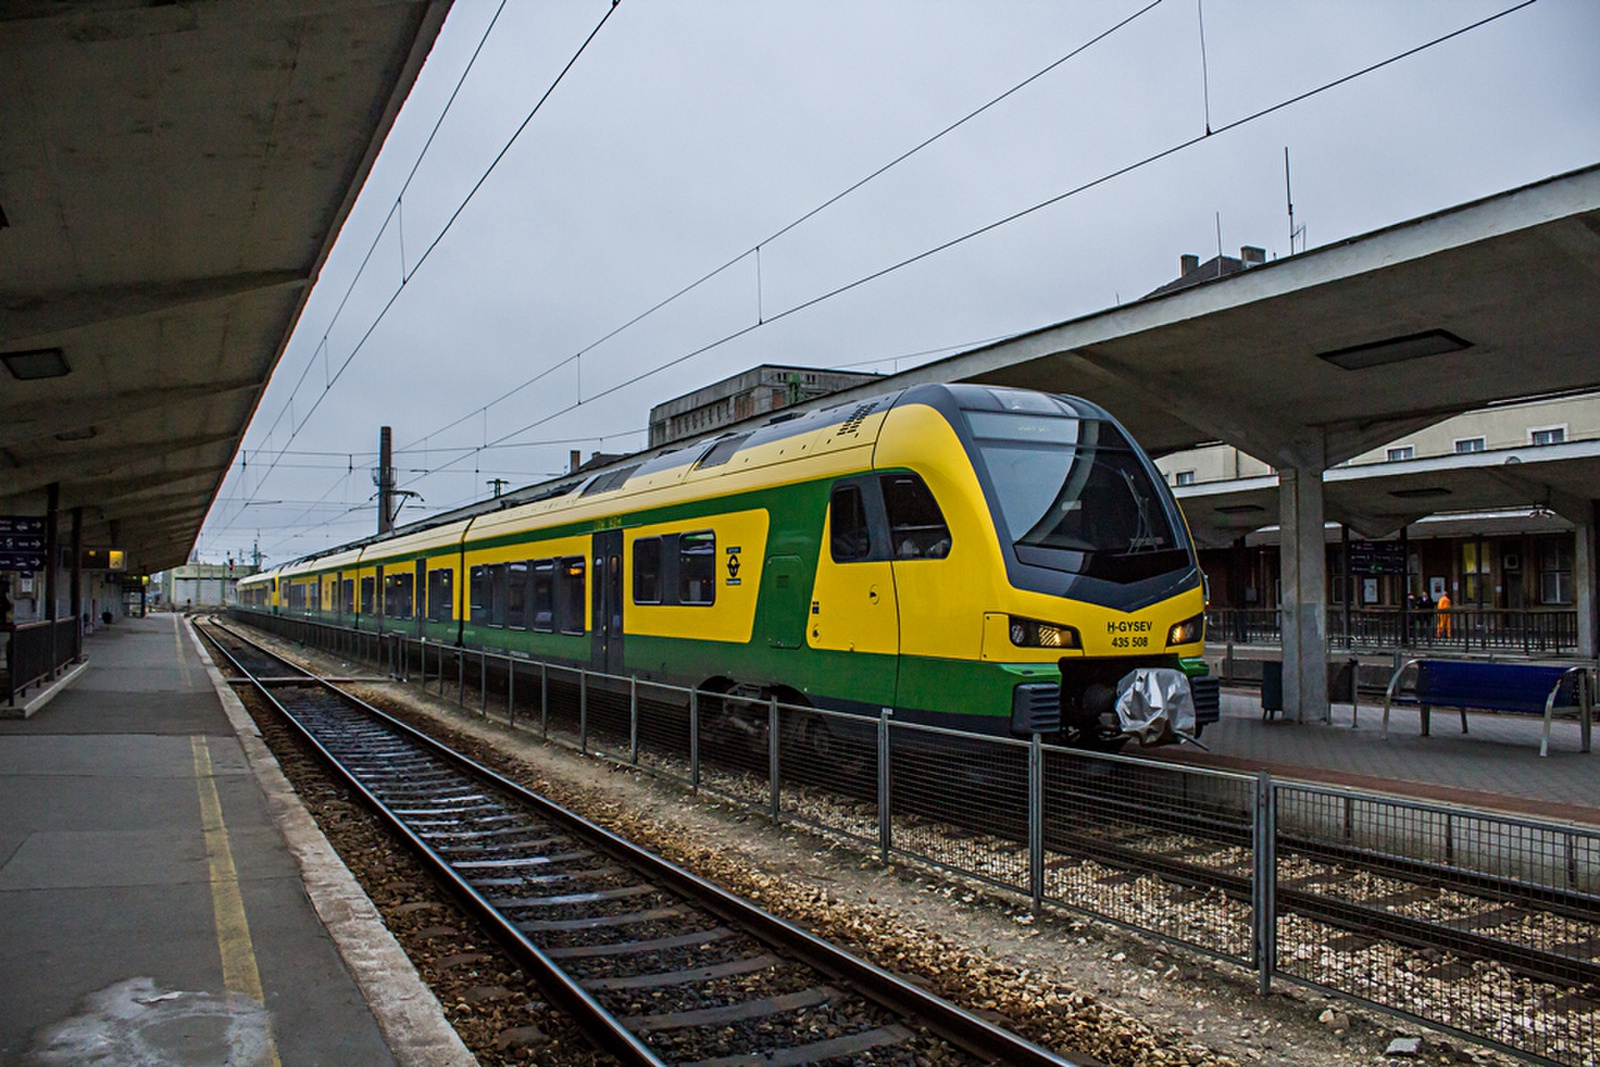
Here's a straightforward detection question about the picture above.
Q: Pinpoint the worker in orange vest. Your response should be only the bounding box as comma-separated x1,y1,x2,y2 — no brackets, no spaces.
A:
1435,590,1452,637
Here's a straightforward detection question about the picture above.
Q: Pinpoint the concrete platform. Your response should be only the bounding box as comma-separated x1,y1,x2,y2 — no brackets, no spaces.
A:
1153,684,1600,826
0,614,471,1066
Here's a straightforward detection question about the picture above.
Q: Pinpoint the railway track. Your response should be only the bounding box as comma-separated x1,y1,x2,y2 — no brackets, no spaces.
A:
198,620,1081,1067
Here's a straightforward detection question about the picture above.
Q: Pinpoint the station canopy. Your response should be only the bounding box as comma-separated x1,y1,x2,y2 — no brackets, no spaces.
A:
804,163,1600,532
0,0,450,573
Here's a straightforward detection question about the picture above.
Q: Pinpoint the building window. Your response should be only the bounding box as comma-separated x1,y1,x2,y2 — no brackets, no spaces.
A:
1530,425,1566,446
1539,536,1573,604
1461,542,1490,604
1386,446,1414,462
1454,437,1485,453
1174,470,1195,486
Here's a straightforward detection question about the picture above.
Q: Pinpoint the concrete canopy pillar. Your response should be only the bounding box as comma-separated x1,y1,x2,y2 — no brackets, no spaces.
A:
1576,503,1598,660
1278,464,1330,723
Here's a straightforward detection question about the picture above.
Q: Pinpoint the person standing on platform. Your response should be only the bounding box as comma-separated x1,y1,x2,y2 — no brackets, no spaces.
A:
1435,590,1452,637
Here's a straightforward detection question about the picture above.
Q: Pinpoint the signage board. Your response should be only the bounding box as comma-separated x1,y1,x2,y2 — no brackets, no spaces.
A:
0,516,44,536
0,533,44,552
82,547,126,571
1347,541,1406,576
0,552,47,572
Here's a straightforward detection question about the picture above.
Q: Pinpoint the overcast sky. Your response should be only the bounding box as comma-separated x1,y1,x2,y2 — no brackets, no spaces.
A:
195,0,1600,567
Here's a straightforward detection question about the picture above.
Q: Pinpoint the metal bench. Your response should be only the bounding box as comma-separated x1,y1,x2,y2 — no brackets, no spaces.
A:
1381,658,1593,757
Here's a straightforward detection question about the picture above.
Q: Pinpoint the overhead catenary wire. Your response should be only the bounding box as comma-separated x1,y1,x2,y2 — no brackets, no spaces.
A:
218,0,1540,561
396,0,1169,454
242,0,622,500
397,0,1539,494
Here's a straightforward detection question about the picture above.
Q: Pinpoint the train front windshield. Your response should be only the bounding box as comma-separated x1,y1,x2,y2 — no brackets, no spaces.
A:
962,404,1191,584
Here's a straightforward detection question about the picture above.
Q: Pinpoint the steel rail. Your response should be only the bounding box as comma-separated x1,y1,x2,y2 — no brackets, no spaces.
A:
1039,821,1600,990
200,622,1083,1067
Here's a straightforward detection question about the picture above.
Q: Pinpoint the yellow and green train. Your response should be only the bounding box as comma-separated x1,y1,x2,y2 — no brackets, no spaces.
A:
238,384,1216,747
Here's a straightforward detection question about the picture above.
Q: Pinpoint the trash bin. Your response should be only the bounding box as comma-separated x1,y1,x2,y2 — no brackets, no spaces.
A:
1261,660,1283,718
1329,658,1357,705
1264,658,1358,723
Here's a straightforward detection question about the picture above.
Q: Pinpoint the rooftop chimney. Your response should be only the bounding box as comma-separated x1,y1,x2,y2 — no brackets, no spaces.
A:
569,449,581,474
1180,253,1200,276
1240,245,1266,267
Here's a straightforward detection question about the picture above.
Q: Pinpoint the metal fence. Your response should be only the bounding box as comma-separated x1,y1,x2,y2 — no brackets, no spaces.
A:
234,610,1600,1065
1207,607,1579,655
5,617,80,707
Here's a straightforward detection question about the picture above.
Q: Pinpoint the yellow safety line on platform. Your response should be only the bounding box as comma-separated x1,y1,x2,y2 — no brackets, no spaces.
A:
192,734,282,1067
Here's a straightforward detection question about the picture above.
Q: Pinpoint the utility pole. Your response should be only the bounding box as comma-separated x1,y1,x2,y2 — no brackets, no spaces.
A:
376,426,395,535
487,477,508,498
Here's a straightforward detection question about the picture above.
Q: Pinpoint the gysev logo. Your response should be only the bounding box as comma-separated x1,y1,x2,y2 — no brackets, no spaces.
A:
725,545,742,585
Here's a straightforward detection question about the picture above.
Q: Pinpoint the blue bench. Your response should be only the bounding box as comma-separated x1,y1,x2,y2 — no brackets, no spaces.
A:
1381,659,1593,757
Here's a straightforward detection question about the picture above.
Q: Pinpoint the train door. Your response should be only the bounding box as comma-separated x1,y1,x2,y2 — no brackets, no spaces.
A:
374,564,384,635
415,559,427,637
761,556,806,649
591,529,624,674
807,478,899,708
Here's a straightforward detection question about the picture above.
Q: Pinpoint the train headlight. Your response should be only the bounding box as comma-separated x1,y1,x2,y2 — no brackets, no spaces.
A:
1009,616,1080,649
1166,613,1205,646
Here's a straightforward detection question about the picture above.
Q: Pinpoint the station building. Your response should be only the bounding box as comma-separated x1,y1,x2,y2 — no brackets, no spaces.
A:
649,364,880,447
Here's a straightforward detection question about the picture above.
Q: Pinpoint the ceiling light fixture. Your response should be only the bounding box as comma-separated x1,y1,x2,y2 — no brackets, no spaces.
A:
2,347,70,380
55,426,97,442
1215,503,1267,514
1317,329,1472,371
1389,486,1451,499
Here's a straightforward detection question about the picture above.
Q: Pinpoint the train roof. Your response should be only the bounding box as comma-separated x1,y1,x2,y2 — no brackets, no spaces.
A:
277,382,1116,563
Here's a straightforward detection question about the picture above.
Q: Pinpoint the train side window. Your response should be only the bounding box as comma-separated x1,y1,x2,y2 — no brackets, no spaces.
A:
531,560,555,632
385,571,413,619
882,473,952,559
830,484,872,562
488,564,508,627
507,561,528,629
678,532,716,605
633,538,662,604
341,579,355,615
470,565,488,624
360,576,375,615
427,568,453,623
556,557,586,634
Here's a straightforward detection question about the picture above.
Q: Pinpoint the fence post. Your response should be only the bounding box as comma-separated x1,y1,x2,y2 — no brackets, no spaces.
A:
480,652,488,716
1029,732,1044,916
878,710,892,867
507,658,515,728
457,648,465,707
540,662,549,739
629,676,639,765
768,694,781,826
579,669,588,754
689,688,700,795
1252,769,1277,996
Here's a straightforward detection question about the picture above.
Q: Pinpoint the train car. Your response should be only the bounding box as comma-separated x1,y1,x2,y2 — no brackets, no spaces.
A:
244,384,1212,747
236,569,277,612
